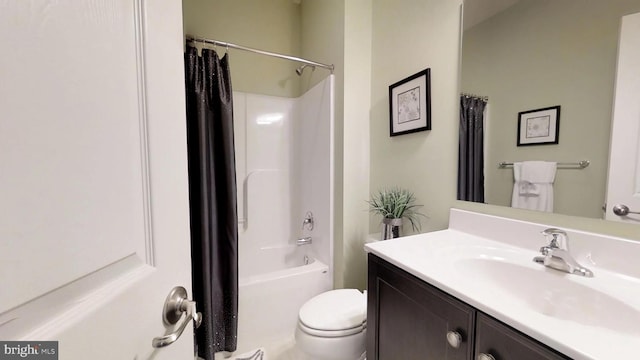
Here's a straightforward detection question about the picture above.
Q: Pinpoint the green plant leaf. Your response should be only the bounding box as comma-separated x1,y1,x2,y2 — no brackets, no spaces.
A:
367,187,427,231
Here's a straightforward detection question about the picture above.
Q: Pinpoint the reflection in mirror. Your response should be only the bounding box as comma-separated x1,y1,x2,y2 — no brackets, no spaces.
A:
459,0,640,219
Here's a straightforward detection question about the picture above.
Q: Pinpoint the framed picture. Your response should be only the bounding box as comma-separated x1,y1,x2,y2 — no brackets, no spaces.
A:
517,105,561,146
389,68,431,137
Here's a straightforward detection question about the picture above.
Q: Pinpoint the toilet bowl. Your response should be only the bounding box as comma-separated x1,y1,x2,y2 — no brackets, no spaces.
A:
295,289,367,360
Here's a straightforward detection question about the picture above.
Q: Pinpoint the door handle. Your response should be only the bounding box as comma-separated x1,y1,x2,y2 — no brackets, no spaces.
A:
612,204,640,216
152,286,202,348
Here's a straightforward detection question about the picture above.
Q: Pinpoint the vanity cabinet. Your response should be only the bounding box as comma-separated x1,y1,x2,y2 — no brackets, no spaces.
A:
367,254,570,360
474,313,569,360
367,254,475,359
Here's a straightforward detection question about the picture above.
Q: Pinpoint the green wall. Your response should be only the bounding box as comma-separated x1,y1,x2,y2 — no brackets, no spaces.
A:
182,0,302,97
369,0,463,235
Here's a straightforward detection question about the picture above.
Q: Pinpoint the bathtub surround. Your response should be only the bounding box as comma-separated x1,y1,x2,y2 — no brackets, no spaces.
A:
231,77,334,356
184,46,238,357
235,77,334,272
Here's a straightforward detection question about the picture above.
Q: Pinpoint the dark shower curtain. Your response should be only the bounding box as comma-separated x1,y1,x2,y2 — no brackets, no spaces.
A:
184,45,238,358
458,95,487,203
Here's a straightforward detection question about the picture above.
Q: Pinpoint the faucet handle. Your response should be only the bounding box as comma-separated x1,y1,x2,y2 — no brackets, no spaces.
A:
302,211,314,231
541,228,569,250
541,228,567,236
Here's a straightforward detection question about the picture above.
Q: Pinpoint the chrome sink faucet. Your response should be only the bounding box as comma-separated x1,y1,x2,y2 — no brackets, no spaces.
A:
533,228,594,277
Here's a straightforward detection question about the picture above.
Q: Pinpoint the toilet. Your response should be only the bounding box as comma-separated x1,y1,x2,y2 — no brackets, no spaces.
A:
295,289,367,360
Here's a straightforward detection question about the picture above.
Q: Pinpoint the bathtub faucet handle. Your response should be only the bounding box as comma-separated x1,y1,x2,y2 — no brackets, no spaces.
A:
302,211,314,231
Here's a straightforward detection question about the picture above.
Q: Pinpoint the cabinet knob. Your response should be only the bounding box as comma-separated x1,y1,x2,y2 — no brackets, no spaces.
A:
477,353,496,360
446,331,463,348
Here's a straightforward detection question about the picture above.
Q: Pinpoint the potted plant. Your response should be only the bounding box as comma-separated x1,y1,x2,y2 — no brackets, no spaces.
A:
368,187,426,240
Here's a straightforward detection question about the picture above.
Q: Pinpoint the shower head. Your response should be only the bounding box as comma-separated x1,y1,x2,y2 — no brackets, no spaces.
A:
295,64,316,76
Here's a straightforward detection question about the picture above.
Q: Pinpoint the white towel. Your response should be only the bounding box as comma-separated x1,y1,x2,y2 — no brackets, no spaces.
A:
518,181,540,195
511,161,557,212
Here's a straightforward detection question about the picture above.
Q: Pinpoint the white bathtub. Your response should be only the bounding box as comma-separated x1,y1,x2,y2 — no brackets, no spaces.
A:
235,245,332,356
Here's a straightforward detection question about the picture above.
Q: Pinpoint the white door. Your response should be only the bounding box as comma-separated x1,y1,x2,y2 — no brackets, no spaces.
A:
605,12,640,224
0,1,194,359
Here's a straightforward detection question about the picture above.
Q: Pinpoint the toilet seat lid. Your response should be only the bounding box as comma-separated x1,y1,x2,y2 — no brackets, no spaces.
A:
299,289,367,331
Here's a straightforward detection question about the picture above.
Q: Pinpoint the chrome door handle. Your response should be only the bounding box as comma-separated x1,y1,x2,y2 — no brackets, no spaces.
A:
612,204,640,216
152,286,202,348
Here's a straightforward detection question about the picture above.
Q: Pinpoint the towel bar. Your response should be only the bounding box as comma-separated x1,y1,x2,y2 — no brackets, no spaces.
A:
498,160,590,169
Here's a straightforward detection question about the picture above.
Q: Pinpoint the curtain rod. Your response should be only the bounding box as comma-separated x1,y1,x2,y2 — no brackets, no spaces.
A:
186,35,334,73
498,160,590,169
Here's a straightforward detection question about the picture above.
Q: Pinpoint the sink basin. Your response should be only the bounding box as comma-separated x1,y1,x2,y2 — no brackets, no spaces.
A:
455,256,640,334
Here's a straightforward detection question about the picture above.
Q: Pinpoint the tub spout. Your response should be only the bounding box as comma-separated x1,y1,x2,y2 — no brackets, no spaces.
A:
296,236,312,246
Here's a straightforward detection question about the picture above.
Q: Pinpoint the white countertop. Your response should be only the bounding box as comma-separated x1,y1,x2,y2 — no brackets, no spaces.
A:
365,209,640,360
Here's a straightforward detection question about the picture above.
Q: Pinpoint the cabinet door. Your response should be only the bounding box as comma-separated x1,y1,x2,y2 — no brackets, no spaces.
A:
367,254,475,360
475,313,570,360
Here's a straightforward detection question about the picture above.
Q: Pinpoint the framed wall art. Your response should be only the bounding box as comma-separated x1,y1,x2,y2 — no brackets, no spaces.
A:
517,105,560,146
389,68,431,137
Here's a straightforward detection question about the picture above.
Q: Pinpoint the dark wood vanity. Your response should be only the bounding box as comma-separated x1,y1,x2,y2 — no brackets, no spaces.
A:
367,254,571,360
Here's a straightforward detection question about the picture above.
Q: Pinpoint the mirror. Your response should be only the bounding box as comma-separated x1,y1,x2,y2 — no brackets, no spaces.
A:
459,0,640,219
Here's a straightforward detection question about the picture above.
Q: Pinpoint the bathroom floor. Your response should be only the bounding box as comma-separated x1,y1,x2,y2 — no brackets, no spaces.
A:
211,336,313,360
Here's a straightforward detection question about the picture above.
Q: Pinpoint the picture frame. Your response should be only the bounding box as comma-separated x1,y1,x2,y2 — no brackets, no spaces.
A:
517,105,561,146
389,68,431,137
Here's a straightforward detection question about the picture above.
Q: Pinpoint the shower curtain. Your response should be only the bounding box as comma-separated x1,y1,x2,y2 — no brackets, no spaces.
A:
184,45,238,358
458,95,487,203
